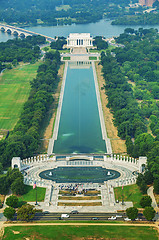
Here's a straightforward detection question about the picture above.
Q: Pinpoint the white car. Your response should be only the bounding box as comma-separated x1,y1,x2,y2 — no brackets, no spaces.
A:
61,214,70,219
108,216,117,220
124,217,131,221
116,215,122,218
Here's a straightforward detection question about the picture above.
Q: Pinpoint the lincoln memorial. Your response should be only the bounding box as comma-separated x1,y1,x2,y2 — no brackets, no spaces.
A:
67,33,94,48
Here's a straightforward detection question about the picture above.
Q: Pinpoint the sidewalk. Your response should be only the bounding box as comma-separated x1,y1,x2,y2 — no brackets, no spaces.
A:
147,186,159,211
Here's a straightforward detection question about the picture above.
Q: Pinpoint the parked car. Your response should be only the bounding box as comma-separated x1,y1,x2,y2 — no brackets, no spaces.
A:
124,217,131,221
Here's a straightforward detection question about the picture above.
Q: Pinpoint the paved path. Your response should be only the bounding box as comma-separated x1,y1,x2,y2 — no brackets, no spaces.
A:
147,186,159,211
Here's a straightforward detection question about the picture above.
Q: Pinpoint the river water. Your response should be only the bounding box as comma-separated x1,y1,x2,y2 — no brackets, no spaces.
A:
1,19,159,42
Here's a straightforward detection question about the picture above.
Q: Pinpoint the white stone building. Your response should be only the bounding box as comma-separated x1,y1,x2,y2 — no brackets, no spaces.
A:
67,33,93,48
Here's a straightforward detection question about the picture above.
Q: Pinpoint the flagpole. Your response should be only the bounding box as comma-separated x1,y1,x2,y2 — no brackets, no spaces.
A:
33,182,38,205
35,186,38,205
122,185,124,205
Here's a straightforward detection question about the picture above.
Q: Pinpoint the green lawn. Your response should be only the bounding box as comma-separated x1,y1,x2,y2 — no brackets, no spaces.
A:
89,56,97,60
0,62,41,130
17,185,46,203
89,45,116,53
114,184,143,208
2,225,158,240
63,56,70,60
59,49,70,53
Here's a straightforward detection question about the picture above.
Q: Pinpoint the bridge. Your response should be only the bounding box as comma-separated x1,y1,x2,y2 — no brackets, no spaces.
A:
0,23,56,42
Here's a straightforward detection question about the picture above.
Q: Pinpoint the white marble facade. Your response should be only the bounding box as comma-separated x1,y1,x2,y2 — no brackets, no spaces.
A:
67,33,93,47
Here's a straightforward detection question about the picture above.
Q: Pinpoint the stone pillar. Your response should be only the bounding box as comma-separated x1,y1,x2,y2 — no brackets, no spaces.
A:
11,157,22,170
139,157,147,173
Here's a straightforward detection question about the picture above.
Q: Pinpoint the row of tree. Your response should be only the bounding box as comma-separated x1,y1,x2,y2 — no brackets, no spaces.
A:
101,52,147,141
0,35,45,64
126,206,155,221
0,50,61,169
110,28,159,190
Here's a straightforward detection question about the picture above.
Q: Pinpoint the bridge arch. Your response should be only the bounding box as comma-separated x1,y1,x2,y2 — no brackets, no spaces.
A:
6,29,12,34
20,33,25,38
13,31,18,36
1,27,5,32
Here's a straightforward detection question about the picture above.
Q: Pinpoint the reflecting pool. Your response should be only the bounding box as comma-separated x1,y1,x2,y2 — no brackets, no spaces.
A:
53,62,106,154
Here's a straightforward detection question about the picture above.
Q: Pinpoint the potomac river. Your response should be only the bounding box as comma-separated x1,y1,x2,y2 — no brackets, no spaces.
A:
1,19,159,42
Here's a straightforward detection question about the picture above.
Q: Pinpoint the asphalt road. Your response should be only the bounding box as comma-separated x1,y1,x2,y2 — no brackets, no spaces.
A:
29,212,146,221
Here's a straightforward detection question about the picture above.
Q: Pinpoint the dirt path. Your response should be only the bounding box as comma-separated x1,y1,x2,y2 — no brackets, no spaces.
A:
2,222,159,228
95,62,127,154
42,63,65,151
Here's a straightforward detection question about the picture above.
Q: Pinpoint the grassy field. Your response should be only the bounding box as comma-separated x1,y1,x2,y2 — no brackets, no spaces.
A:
2,225,158,240
114,184,143,208
0,62,41,131
58,196,101,200
63,56,70,60
89,56,97,60
17,185,46,203
58,202,102,206
89,45,116,53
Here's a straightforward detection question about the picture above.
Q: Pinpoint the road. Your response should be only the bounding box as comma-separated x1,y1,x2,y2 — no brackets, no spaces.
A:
13,212,146,221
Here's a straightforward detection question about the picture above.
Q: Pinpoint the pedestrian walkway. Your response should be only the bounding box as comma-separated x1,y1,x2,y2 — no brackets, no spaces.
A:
147,186,158,210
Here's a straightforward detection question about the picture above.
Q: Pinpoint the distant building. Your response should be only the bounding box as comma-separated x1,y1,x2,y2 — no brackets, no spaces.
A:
139,0,158,7
67,33,93,48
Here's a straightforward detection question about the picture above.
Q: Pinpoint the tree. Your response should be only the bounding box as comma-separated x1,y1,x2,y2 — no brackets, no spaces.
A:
3,207,15,220
0,163,3,174
11,178,26,195
126,207,138,220
0,176,10,195
0,200,3,208
143,206,155,221
125,135,134,155
7,168,24,185
140,181,148,194
154,178,159,194
6,195,18,208
140,196,152,208
17,204,35,221
144,170,154,185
